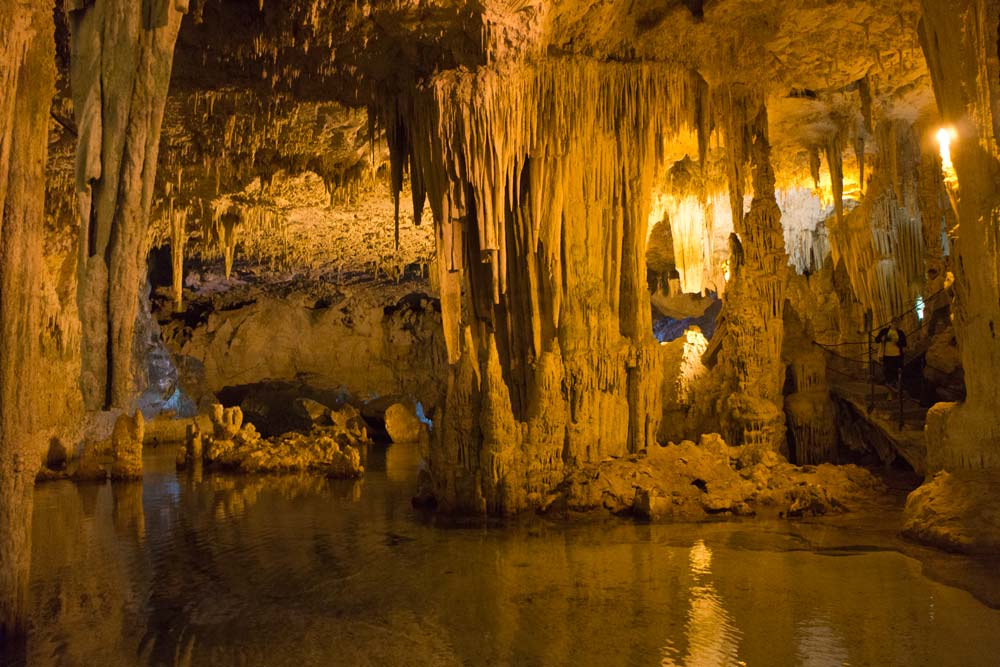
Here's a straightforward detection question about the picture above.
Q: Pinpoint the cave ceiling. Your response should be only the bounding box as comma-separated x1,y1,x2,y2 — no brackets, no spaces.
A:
47,0,935,275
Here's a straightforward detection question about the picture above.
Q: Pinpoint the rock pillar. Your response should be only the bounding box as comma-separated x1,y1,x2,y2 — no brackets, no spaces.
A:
919,0,1000,468
70,0,186,410
0,0,55,640
716,99,790,455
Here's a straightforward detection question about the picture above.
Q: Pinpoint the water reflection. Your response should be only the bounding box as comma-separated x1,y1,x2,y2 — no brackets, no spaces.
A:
795,617,849,667
661,540,744,667
19,446,1000,666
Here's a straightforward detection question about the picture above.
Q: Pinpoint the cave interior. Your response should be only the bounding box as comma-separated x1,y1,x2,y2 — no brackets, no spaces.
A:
2,0,1000,661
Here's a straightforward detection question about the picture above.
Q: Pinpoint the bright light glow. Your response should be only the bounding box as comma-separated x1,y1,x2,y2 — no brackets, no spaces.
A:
937,127,958,187
915,296,925,321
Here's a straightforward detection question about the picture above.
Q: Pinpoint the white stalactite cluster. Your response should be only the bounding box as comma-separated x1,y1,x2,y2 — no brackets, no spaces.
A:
649,192,734,296
828,120,927,326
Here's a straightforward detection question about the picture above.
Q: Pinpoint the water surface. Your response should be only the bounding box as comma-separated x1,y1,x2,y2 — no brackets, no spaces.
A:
21,444,1000,666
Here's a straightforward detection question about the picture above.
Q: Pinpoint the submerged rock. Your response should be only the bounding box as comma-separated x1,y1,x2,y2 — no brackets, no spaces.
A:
902,470,1000,555
548,433,883,521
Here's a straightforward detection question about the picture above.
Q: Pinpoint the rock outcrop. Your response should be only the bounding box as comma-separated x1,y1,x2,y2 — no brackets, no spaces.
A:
550,433,884,521
176,403,366,478
157,281,447,411
384,403,425,443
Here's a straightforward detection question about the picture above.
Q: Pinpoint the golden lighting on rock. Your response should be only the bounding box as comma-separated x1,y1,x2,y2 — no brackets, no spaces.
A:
936,126,958,186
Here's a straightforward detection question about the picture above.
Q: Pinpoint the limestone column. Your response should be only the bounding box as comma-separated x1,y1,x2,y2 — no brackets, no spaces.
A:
716,99,790,455
919,0,1000,468
0,0,55,640
70,0,187,410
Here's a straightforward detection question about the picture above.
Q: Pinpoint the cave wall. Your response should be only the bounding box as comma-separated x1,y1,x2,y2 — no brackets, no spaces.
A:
0,0,55,639
158,284,447,410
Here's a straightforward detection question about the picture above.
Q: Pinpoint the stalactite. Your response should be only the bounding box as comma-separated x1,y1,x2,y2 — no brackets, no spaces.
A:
809,145,822,190
854,134,866,193
825,131,845,225
170,202,186,312
858,74,874,134
827,119,926,325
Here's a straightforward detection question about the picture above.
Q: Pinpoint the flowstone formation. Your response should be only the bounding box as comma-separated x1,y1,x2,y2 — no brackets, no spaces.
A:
0,1,54,638
917,0,1000,470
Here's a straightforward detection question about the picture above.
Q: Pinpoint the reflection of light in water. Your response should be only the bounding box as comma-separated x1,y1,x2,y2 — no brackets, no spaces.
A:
661,540,745,667
795,617,850,667
386,443,422,482
689,540,713,575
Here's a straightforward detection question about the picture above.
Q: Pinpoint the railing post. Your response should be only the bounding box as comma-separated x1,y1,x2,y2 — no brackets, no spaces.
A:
898,368,904,430
865,309,874,413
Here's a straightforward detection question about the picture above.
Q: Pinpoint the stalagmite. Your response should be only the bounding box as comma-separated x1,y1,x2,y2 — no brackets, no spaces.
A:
110,410,145,480
70,0,187,410
713,98,789,455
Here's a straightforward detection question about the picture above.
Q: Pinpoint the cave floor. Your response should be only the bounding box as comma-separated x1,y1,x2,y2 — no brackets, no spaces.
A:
22,445,1000,666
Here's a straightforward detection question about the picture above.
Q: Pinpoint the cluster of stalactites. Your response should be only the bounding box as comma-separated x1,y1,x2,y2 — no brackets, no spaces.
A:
382,58,707,360
828,119,929,326
205,197,286,279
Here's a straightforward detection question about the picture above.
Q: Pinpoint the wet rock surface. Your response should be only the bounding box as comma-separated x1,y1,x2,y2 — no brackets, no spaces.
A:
548,434,885,521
